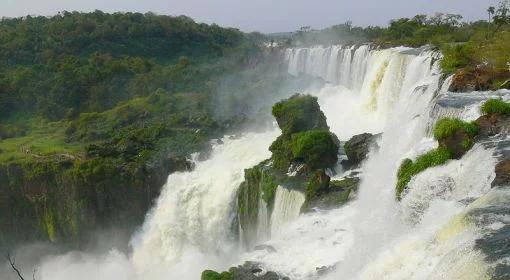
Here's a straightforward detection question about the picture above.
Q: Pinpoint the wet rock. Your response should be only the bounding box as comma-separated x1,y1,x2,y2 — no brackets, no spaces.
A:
202,262,289,280
316,264,337,276
303,176,359,211
475,113,510,139
492,160,510,187
253,244,277,253
438,129,472,159
342,133,379,169
449,67,494,92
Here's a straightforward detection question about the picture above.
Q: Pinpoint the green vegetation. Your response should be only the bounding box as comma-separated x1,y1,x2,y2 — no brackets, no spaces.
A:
0,11,305,247
269,94,336,171
396,147,452,199
291,130,338,170
272,94,328,135
480,98,510,115
433,118,479,140
287,1,510,89
201,270,233,280
397,116,482,199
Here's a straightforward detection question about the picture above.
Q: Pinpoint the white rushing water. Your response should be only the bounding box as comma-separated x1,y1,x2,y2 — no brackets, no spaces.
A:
130,130,279,278
269,186,306,236
236,45,507,280
26,45,509,280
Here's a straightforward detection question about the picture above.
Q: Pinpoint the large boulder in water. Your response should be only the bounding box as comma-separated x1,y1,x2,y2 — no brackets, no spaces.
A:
269,94,338,172
271,94,328,135
475,113,510,139
492,160,510,187
201,262,289,280
303,175,359,211
342,133,379,168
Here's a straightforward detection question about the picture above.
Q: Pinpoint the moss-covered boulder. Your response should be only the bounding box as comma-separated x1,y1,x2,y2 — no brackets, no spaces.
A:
237,93,343,246
202,270,234,280
291,130,339,170
202,262,289,280
269,94,338,172
475,99,510,139
396,147,452,199
303,176,359,211
434,118,478,159
272,94,328,135
342,133,379,168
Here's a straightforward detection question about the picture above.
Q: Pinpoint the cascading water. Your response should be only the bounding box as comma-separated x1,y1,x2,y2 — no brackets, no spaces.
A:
130,130,279,278
237,45,509,280
269,186,306,236
29,44,510,280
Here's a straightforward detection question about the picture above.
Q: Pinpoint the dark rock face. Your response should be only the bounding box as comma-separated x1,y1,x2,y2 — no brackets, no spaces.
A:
449,67,494,92
0,153,192,249
303,176,359,211
342,133,379,168
493,160,510,187
475,114,510,139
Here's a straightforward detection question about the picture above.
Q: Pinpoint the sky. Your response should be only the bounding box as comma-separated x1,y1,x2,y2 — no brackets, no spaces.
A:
1,0,501,33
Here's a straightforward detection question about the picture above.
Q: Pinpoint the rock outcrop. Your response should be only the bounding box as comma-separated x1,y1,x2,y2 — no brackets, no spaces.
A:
201,262,289,280
342,133,379,168
475,113,510,139
492,160,510,187
236,94,343,248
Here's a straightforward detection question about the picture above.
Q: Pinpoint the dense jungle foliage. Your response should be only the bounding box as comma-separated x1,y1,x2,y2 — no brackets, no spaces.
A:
0,11,304,247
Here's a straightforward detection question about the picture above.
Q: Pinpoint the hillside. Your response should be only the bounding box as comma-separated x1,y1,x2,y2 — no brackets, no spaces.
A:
0,11,302,248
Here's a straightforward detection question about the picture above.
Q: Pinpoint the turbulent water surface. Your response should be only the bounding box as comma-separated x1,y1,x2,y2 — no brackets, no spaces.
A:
16,45,510,280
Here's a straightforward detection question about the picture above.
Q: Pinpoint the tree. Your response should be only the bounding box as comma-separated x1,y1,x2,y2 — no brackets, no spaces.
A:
493,0,510,31
488,6,496,24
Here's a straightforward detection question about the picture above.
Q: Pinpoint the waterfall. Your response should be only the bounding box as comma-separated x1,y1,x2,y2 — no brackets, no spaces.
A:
269,186,306,236
32,44,509,280
236,45,510,280
130,130,278,277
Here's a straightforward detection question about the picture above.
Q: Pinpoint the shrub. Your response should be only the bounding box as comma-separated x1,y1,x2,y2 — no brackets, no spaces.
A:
201,270,233,280
433,118,478,140
480,98,510,115
291,130,338,170
440,43,476,74
396,147,452,199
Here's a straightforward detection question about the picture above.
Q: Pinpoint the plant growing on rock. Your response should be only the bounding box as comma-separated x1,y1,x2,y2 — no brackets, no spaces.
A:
396,147,452,199
291,130,338,170
396,117,480,199
480,98,510,115
433,118,479,140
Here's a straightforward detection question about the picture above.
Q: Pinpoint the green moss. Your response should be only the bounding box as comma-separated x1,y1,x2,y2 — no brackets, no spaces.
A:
291,130,339,170
271,94,328,135
268,135,293,171
43,208,57,242
201,270,233,280
396,147,452,199
480,98,510,115
433,118,478,140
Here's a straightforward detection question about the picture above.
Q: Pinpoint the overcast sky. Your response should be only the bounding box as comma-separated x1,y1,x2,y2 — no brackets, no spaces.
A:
1,0,500,33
